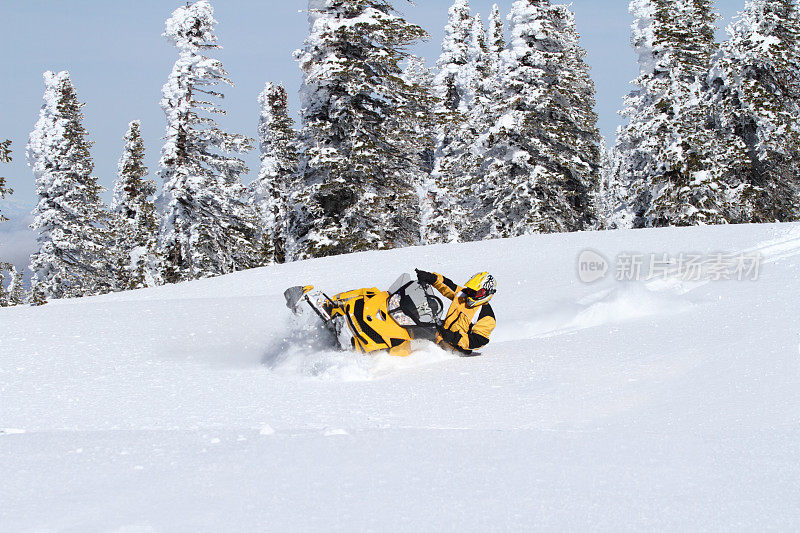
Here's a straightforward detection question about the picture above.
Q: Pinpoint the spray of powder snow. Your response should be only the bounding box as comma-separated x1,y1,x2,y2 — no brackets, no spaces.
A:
494,284,694,343
261,311,456,381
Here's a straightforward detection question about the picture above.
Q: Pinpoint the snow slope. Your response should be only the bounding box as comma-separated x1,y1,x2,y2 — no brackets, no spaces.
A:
1,223,799,531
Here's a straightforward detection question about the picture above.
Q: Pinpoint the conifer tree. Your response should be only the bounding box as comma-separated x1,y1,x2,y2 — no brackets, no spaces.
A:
111,120,159,289
402,56,437,177
29,285,46,306
0,266,7,307
427,0,474,244
487,4,505,70
711,0,800,221
465,14,490,110
27,71,115,301
616,0,734,227
289,0,429,259
483,4,506,101
158,1,258,282
476,0,600,238
7,265,25,306
251,82,298,265
611,0,660,228
455,12,505,242
402,56,439,243
0,140,12,222
596,138,612,228
451,4,505,242
434,0,473,114
601,142,637,229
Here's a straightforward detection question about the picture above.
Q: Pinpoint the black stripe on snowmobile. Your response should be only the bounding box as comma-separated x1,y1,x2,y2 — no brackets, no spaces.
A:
353,298,387,347
343,307,368,346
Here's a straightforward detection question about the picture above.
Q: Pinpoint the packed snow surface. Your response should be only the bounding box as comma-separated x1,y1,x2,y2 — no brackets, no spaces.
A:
2,223,800,531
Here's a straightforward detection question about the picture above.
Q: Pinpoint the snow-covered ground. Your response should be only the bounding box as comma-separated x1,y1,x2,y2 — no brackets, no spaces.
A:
2,223,799,531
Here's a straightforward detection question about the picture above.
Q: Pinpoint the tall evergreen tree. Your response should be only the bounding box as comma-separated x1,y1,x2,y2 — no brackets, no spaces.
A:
434,0,473,114
27,71,114,301
6,264,25,306
465,14,490,110
0,266,7,307
487,4,505,69
0,140,12,222
601,141,637,229
484,4,506,98
402,55,437,177
476,0,600,238
288,0,429,259
158,0,258,282
111,120,159,289
402,56,439,243
455,12,507,242
427,0,474,244
251,82,298,265
454,4,506,241
711,0,800,221
615,0,733,227
608,0,659,228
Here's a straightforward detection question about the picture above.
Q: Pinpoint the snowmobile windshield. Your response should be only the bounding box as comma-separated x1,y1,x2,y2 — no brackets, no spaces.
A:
387,275,442,328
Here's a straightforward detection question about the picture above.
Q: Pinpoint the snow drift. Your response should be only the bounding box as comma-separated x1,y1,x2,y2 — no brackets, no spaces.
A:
1,223,799,530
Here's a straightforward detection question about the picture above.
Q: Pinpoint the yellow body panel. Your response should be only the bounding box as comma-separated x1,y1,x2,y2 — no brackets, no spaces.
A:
329,288,413,357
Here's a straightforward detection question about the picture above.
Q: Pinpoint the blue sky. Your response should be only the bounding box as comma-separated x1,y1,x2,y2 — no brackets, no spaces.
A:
0,0,745,266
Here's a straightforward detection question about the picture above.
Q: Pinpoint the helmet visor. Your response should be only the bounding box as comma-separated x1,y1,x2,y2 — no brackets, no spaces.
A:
466,288,494,307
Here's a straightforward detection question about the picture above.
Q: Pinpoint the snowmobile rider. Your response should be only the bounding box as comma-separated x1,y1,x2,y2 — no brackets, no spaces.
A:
415,269,497,355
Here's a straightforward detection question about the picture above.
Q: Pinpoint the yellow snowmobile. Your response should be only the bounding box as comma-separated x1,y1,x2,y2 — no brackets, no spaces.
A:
284,273,444,357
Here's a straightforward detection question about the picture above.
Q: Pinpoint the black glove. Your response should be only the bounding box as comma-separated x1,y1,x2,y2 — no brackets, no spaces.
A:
415,268,437,285
436,324,461,348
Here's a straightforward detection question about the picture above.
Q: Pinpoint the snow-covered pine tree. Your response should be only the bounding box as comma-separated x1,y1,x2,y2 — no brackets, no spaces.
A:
0,266,7,307
435,0,473,114
27,71,115,301
251,82,298,265
465,14,490,110
487,4,505,71
0,140,12,222
289,0,430,259
7,265,25,306
158,1,258,283
402,56,439,243
596,138,612,228
476,0,600,238
426,0,474,244
648,0,735,226
613,0,661,228
402,55,437,177
616,0,735,227
602,142,638,229
711,0,800,222
111,120,159,289
453,3,506,242
456,12,504,242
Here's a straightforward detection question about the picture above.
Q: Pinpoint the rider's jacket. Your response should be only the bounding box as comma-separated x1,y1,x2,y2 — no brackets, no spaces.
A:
431,273,496,354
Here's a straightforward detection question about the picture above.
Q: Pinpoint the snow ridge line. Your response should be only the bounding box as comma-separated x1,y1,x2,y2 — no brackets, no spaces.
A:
495,228,800,344
645,230,800,295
